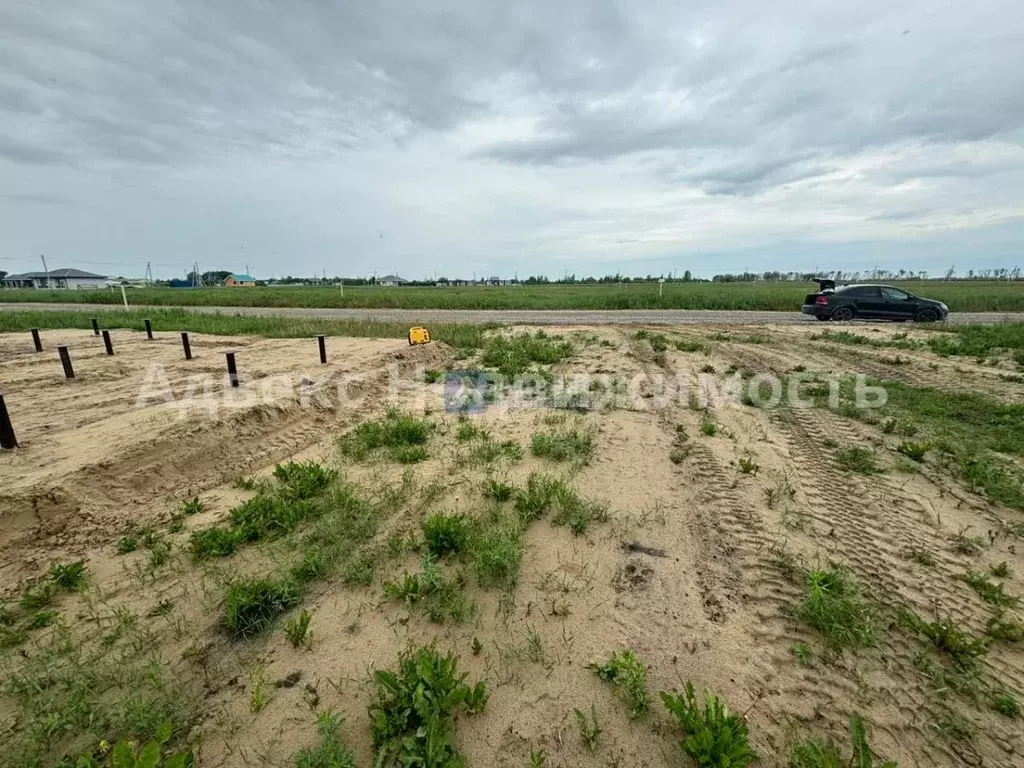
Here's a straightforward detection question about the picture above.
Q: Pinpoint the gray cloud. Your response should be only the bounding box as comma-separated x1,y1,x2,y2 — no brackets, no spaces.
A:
0,0,1022,278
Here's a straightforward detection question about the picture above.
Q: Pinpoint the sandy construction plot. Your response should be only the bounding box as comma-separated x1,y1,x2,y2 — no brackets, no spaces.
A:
1,324,1022,768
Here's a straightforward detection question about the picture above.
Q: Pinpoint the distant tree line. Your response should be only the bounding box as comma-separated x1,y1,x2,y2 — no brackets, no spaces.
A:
153,266,1020,287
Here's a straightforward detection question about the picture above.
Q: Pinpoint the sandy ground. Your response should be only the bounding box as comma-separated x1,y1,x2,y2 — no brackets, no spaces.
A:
1,324,1022,767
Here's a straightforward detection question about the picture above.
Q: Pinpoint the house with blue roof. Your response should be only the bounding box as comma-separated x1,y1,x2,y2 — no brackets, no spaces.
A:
224,273,256,287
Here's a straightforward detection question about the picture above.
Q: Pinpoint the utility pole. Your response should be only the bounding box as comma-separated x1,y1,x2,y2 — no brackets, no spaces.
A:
145,262,153,284
40,254,49,289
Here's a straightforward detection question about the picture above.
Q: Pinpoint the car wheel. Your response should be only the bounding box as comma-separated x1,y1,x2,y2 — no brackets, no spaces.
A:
915,308,939,323
815,316,830,321
831,306,854,321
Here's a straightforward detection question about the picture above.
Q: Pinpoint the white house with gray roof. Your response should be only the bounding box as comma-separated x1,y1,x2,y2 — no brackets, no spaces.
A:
2,268,108,289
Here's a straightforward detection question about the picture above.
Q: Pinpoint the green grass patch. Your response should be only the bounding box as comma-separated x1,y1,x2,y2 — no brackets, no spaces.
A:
806,375,1024,508
340,551,375,586
479,331,573,378
590,649,648,718
189,527,241,559
383,554,470,623
483,479,515,502
661,682,756,768
48,561,87,591
421,513,469,557
369,646,486,768
189,461,337,558
514,472,608,534
531,426,595,462
796,567,877,651
468,509,526,590
456,421,485,441
116,536,138,554
339,409,432,462
993,691,1021,718
6,280,1024,311
224,577,302,638
634,329,671,352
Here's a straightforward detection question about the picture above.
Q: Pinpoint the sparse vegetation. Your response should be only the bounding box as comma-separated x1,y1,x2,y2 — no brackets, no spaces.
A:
950,527,987,556
986,613,1024,643
530,426,595,463
512,472,608,535
468,508,525,589
19,582,56,612
990,561,1012,578
896,441,929,462
661,682,756,768
790,642,814,666
790,714,897,768
764,476,797,508
962,572,1020,607
224,577,302,638
189,526,240,559
180,497,205,516
479,330,573,379
116,535,138,554
573,706,603,751
901,611,988,670
796,567,877,651
73,722,194,768
903,547,937,567
339,409,432,462
48,560,87,590
284,610,313,648
590,649,648,718
293,711,356,768
836,446,882,474
369,646,487,767
483,478,515,502
422,512,470,557
700,418,718,437
738,457,759,475
992,691,1021,718
383,554,470,623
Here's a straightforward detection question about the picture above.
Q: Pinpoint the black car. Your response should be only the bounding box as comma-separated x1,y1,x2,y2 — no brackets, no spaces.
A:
801,280,948,322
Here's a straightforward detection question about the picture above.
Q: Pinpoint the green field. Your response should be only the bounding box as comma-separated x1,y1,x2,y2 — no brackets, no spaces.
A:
2,281,1023,312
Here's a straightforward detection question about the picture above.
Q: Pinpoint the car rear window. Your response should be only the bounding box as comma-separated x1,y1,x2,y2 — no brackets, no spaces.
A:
838,286,880,297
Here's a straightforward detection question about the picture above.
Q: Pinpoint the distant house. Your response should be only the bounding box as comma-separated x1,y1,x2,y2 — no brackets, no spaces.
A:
224,273,256,287
2,268,107,290
378,275,408,286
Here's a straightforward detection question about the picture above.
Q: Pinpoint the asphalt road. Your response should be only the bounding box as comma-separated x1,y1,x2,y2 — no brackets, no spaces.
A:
0,302,1018,326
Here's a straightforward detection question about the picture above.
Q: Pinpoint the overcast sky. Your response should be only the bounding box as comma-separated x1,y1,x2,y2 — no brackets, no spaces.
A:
1,1,1023,280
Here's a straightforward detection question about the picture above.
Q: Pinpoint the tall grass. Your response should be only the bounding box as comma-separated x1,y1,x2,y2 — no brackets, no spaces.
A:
0,309,491,348
3,280,1023,311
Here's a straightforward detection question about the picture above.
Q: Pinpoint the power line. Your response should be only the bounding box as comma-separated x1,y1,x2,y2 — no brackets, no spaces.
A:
0,255,184,269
